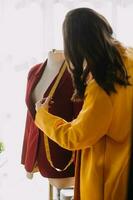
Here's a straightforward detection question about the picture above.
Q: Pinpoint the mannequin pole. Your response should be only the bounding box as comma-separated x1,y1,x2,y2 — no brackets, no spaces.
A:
49,183,53,200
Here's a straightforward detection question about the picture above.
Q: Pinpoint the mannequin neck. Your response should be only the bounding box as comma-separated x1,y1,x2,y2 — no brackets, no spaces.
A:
47,50,65,70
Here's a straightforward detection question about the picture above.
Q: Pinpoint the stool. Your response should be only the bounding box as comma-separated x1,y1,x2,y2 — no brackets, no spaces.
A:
49,184,74,200
60,188,74,200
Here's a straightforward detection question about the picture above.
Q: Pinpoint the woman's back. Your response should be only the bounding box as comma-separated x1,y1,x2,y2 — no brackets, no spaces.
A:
105,47,133,199
78,47,133,200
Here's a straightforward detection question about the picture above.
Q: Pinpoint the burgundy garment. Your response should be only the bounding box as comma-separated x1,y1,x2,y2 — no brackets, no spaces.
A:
21,60,82,178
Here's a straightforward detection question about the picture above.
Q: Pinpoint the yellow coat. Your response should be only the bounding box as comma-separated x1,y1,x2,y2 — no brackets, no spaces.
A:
35,48,133,200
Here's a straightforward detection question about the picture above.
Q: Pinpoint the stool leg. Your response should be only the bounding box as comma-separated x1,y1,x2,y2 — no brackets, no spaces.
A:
49,183,53,200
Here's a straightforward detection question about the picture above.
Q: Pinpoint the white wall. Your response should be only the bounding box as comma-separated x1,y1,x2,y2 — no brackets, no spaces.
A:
0,1,133,200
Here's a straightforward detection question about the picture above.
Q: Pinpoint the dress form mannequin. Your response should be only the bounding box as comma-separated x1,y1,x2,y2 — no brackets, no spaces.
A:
32,50,64,103
32,50,75,189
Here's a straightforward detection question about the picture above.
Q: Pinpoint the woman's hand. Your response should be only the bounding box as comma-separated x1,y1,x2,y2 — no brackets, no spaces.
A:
35,96,53,112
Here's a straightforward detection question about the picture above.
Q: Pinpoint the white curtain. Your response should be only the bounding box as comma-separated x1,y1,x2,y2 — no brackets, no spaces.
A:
0,1,133,200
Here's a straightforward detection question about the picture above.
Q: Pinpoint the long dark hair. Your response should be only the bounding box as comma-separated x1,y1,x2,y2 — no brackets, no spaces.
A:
63,8,130,101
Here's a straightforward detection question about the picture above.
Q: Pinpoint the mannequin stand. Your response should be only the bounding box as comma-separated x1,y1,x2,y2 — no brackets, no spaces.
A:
49,183,53,200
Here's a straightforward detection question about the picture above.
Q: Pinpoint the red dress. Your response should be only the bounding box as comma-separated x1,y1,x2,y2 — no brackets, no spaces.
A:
21,60,82,178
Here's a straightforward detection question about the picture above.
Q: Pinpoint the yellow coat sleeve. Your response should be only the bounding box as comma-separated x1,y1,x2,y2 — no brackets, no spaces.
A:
35,81,113,150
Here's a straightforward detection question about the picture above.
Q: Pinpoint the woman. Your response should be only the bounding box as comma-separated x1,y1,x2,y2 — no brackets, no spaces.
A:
35,8,133,200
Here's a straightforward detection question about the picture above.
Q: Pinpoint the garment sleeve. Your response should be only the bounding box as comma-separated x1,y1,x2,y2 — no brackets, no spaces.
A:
35,81,113,150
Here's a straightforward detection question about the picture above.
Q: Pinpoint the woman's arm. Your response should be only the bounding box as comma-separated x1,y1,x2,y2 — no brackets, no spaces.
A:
35,81,113,150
